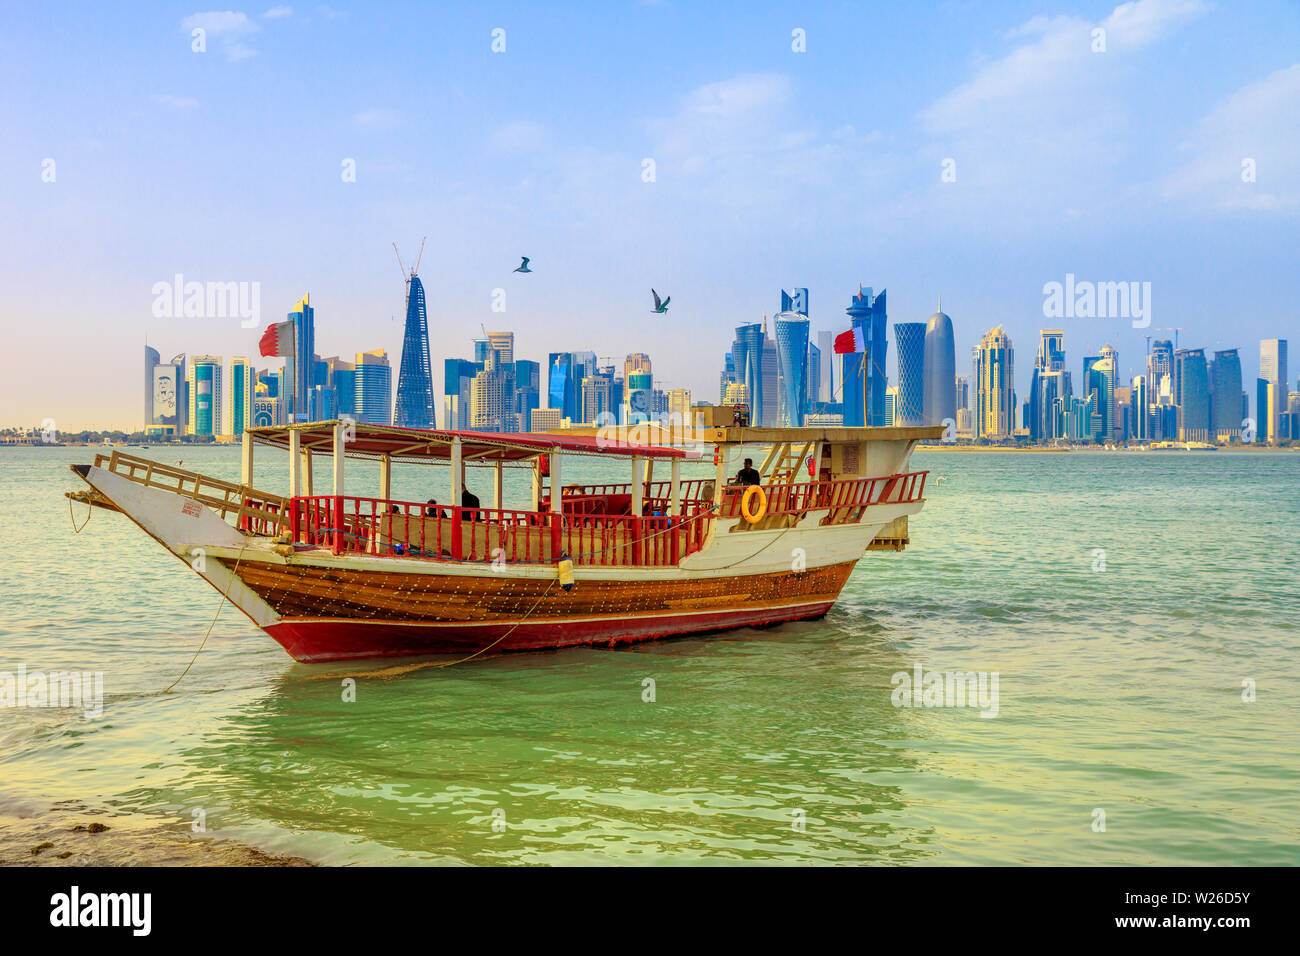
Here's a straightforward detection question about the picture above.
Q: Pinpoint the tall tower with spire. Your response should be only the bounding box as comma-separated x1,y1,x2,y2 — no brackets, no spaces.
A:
393,240,436,429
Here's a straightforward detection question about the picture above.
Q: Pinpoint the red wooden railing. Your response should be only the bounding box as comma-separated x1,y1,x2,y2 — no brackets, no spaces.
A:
286,471,926,566
719,471,928,518
289,495,717,567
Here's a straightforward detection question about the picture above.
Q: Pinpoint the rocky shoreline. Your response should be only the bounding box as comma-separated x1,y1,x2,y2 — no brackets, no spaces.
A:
1,807,313,867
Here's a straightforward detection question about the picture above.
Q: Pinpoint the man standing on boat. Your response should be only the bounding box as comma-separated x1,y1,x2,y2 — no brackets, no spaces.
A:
461,483,483,522
734,458,761,486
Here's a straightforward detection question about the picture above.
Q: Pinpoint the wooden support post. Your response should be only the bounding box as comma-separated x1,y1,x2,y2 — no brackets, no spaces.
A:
669,458,681,517
301,449,313,496
450,437,463,559
531,455,542,512
493,460,503,512
669,456,681,562
549,452,562,513
332,421,345,555
548,450,562,560
288,428,301,498
241,430,254,486
332,421,346,496
631,454,643,564
379,453,391,502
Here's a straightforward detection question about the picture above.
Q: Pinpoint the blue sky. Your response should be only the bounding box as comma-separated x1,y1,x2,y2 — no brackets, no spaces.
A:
2,0,1298,429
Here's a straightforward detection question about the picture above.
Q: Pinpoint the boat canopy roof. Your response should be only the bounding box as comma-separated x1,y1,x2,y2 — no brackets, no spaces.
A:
245,422,697,463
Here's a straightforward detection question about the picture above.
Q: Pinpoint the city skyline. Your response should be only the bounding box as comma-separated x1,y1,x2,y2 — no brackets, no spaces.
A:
4,0,1300,429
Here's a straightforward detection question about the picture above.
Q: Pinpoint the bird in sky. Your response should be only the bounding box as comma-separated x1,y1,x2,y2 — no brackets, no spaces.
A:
651,289,670,313
514,257,532,273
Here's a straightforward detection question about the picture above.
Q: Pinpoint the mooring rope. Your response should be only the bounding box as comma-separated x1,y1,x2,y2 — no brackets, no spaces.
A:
68,495,94,533
158,546,250,694
292,575,560,681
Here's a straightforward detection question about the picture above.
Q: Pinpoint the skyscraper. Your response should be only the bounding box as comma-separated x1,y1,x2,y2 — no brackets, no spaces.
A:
471,349,513,432
328,357,357,418
148,352,183,434
974,327,1014,439
893,321,926,427
1131,374,1151,441
626,371,653,424
444,358,478,429
624,353,652,381
395,272,435,428
842,286,888,427
760,327,778,427
1260,339,1288,442
780,288,809,316
228,357,254,438
582,374,612,423
1029,329,1065,441
1097,345,1119,440
514,358,540,431
284,294,314,423
806,340,821,410
816,329,834,403
354,349,392,425
486,331,514,365
1148,340,1175,401
923,305,956,431
1210,349,1243,440
731,323,766,426
774,311,810,427
548,353,582,422
1175,348,1210,442
144,346,161,427
188,356,223,437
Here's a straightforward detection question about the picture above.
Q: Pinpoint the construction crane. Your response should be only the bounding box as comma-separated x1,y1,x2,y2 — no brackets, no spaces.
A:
392,236,427,280
1154,327,1187,349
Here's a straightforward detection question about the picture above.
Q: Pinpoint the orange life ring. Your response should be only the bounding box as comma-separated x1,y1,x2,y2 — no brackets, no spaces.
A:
740,485,767,523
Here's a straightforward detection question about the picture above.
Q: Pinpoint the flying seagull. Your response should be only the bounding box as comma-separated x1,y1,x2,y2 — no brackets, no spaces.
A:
514,257,532,273
651,289,670,313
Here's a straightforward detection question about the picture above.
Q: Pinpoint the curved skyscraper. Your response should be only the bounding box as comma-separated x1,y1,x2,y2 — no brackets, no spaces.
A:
774,311,810,427
893,322,926,427
843,286,888,427
923,306,956,428
395,273,435,428
732,323,766,425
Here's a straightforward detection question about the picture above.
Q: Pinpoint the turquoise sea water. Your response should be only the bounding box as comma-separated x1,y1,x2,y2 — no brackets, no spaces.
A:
1,446,1297,865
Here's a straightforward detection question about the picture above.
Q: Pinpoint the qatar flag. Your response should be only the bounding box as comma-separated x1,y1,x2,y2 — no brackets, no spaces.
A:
834,326,866,354
259,320,295,357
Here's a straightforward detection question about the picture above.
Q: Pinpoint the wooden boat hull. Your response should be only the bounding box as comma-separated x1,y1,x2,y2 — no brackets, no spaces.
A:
237,558,854,660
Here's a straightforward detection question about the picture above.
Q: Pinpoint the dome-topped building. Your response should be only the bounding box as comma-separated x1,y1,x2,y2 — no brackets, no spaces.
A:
923,298,956,429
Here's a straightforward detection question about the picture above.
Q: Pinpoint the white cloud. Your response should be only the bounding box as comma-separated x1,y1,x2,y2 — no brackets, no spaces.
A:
181,10,261,61
1163,63,1300,211
152,94,200,109
263,5,292,17
923,0,1208,133
181,10,259,35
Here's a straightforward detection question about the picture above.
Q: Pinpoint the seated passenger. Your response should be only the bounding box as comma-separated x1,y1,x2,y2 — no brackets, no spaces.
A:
733,458,761,486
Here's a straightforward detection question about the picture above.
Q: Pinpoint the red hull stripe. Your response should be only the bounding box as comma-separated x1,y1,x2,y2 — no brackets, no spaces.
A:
265,601,833,662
